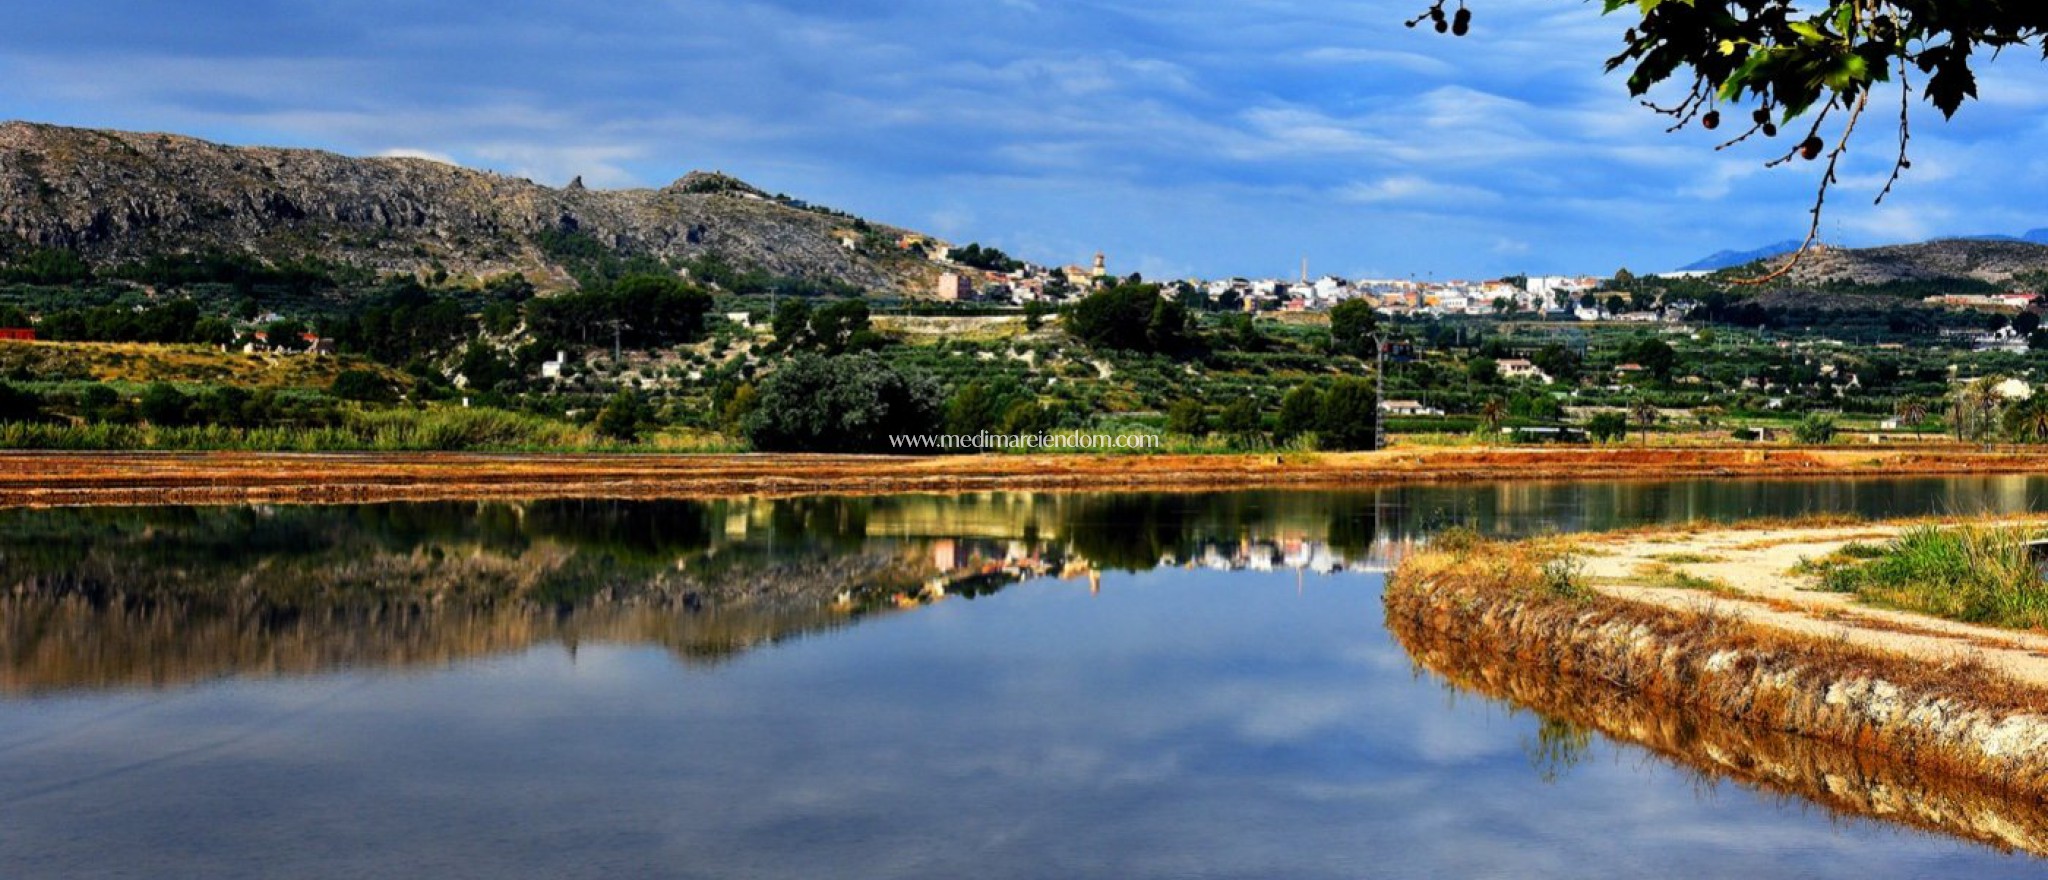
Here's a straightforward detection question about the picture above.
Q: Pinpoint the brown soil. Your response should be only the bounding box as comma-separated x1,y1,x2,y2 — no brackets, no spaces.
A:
3,445,2047,508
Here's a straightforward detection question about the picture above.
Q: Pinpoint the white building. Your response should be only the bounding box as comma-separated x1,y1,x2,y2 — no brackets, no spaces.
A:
1497,359,1553,384
1381,400,1445,417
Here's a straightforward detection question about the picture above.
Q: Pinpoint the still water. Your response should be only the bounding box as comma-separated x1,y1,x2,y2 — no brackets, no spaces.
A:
5,476,2048,878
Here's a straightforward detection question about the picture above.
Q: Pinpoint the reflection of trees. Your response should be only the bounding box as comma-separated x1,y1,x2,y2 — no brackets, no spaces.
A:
522,500,714,564
765,497,870,552
0,490,1402,695
1325,507,1379,559
1523,716,1593,784
0,501,922,696
1062,494,1200,571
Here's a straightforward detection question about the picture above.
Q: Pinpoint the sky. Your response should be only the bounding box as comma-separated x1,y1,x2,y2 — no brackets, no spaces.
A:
4,1,2048,280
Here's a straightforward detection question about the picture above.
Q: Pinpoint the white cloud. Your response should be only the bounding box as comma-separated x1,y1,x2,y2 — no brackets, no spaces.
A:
1337,175,1499,206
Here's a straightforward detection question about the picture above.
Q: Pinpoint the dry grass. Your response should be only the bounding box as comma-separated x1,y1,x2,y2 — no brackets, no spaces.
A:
1633,562,1741,596
1649,551,1727,564
0,340,395,389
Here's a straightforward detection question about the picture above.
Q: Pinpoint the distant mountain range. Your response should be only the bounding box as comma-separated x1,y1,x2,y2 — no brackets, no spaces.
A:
1678,241,1806,273
1957,229,2048,246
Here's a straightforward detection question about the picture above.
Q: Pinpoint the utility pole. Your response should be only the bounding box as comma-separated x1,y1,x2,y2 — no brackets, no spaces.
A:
1373,332,1387,452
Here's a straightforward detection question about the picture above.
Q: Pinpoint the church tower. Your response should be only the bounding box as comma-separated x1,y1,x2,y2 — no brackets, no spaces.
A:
1091,252,1107,278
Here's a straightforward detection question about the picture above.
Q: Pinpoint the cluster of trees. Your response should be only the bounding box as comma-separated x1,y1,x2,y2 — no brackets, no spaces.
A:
0,381,346,429
1327,299,1380,359
0,381,39,422
949,243,1023,273
1685,292,1986,341
1272,378,1379,450
943,379,1062,437
534,229,673,290
0,249,93,286
319,281,476,365
741,354,942,453
1615,337,1678,382
109,251,369,293
770,299,883,355
34,300,236,345
1949,378,2048,444
1,247,377,293
1063,283,1200,356
526,274,714,352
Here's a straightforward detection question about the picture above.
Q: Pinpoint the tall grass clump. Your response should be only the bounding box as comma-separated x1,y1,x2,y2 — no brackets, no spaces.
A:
0,407,596,453
347,407,586,451
1824,526,2048,629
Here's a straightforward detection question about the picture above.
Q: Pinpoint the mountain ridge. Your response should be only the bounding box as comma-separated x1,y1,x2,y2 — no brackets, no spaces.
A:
0,120,940,292
1680,234,2048,286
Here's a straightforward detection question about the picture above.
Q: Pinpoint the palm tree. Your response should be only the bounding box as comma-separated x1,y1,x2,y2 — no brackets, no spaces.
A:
1953,379,2003,442
1629,398,1660,445
2003,397,2048,444
1479,398,1508,433
1893,397,1929,435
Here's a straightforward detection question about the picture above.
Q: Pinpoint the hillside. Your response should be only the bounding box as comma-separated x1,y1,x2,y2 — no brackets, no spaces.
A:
1783,239,2048,286
0,121,940,292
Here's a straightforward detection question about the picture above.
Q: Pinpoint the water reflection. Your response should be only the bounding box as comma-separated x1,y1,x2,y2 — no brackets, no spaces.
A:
9,474,2048,696
6,477,2048,877
1391,608,2048,856
0,494,1381,695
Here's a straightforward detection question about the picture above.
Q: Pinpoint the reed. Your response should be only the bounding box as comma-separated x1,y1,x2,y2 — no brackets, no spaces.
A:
1822,525,2048,629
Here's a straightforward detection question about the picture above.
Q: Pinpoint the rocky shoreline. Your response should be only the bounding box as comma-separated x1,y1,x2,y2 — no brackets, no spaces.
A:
1383,531,2048,851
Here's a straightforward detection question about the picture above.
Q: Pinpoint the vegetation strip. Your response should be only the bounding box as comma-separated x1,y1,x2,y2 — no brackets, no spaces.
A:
1385,530,2048,808
13,447,2048,508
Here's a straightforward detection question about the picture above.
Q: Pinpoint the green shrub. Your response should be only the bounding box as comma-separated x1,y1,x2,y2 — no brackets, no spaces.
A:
1793,413,1838,444
1823,526,2048,628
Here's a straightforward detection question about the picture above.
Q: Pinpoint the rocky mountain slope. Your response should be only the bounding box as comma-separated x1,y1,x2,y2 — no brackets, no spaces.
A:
1781,239,2048,286
0,121,938,292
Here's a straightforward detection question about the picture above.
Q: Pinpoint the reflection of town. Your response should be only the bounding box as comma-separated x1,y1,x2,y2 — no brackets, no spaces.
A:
911,531,1368,609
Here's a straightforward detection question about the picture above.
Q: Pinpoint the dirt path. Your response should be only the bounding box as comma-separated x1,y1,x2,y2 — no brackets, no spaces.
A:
1577,520,2048,688
2,445,2046,508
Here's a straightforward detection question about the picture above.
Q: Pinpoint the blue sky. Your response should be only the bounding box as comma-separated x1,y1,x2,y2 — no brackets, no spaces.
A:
4,1,2047,279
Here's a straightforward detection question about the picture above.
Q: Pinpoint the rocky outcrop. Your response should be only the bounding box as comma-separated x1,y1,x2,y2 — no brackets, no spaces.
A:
0,120,932,291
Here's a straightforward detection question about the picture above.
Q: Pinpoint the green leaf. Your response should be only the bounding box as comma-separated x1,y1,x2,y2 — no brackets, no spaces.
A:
1823,54,1871,91
1788,21,1825,43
